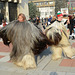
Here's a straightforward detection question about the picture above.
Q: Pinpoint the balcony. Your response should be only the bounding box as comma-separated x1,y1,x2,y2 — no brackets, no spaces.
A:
35,2,55,8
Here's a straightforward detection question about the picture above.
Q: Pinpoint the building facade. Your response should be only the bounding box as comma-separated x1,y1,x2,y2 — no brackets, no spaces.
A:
29,0,55,19
0,0,29,24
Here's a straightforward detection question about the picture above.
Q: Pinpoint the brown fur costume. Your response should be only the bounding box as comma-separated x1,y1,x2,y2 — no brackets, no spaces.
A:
45,20,75,60
0,20,48,69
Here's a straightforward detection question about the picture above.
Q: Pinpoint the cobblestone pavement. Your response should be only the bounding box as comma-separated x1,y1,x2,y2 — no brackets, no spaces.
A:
0,39,75,75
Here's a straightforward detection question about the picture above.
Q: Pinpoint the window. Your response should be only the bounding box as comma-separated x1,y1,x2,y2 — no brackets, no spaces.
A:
49,2,54,4
41,12,44,15
36,3,39,6
50,7,54,9
50,12,53,15
0,2,5,24
40,2,44,5
44,1,48,5
0,2,5,9
45,12,47,15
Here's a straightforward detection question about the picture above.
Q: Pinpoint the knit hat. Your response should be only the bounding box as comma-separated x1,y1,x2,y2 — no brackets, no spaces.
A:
57,11,63,17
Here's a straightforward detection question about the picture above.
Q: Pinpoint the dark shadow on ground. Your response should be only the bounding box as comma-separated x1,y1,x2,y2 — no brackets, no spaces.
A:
50,72,58,75
35,47,52,64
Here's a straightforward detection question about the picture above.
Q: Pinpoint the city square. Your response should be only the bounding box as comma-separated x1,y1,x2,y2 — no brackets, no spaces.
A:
0,39,75,75
0,0,75,75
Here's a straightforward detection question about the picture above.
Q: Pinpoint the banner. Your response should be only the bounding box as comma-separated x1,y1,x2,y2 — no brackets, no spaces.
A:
61,8,68,15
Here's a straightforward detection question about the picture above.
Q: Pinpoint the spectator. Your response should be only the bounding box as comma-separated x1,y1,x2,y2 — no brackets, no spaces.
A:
18,13,26,22
70,15,75,35
0,19,8,28
50,15,57,24
36,16,40,25
32,18,36,24
41,18,46,29
62,15,70,30
67,15,72,33
42,18,43,25
48,15,52,25
28,17,32,22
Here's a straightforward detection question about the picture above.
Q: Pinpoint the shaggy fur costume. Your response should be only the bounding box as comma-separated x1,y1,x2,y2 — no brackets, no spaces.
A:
0,20,48,69
45,20,75,60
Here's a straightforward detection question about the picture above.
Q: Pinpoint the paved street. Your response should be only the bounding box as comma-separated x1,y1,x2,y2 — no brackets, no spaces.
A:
0,39,75,75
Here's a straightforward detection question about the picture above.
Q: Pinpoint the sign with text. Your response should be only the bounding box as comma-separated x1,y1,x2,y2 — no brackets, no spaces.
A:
61,8,68,15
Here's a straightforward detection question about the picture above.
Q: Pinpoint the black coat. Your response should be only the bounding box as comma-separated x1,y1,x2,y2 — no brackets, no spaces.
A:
69,18,75,35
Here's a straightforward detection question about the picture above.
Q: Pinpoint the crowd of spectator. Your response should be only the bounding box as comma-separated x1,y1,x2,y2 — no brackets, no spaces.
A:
28,13,75,40
0,12,75,40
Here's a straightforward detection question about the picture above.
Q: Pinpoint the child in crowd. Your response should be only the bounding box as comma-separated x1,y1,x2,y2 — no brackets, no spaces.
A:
0,19,8,28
